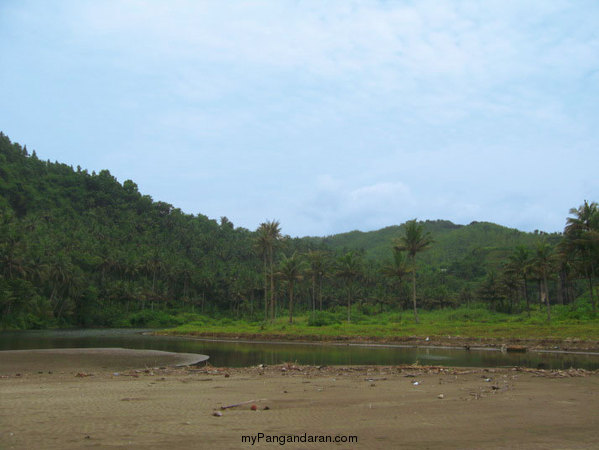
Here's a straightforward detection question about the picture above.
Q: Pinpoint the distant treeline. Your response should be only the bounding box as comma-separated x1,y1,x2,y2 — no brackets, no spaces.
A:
0,132,596,329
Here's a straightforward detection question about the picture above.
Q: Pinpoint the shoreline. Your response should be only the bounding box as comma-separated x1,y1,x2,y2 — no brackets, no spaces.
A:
157,331,599,353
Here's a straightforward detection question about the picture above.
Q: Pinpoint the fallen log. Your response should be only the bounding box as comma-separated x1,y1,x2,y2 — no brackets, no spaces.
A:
221,399,266,410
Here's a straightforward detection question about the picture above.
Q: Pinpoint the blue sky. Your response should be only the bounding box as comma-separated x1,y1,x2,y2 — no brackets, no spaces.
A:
1,1,598,237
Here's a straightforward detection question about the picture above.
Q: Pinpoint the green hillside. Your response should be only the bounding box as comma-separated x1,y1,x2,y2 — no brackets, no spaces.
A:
312,220,561,273
0,132,595,330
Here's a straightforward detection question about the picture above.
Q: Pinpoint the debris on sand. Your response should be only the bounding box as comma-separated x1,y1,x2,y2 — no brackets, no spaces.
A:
221,399,266,410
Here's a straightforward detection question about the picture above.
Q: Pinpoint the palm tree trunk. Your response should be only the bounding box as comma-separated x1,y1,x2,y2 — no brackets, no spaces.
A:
347,284,352,323
557,271,565,305
311,274,316,316
543,274,551,322
263,255,268,320
269,247,275,321
411,263,419,324
586,253,596,314
523,277,530,318
288,281,294,324
319,275,323,311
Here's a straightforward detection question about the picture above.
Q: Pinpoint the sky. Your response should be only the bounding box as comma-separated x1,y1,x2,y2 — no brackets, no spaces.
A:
1,1,598,237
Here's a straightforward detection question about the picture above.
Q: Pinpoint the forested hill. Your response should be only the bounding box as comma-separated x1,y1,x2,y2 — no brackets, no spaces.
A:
2,132,586,330
0,132,261,327
307,220,561,269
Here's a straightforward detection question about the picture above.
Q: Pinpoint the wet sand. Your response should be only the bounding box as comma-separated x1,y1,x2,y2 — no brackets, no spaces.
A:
0,348,208,375
1,351,598,449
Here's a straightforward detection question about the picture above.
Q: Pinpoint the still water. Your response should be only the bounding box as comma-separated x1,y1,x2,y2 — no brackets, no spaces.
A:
1,328,598,370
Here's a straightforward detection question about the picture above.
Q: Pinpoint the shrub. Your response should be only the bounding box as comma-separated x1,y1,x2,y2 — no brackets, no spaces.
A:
308,311,342,327
128,310,183,328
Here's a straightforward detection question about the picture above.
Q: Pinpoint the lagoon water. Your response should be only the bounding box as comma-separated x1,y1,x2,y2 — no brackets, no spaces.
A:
1,328,598,370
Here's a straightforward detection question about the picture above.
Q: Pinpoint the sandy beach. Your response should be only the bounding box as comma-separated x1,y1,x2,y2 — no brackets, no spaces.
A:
1,349,598,449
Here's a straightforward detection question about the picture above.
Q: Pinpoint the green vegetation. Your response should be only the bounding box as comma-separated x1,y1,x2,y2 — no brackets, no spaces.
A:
164,301,599,341
1,132,597,342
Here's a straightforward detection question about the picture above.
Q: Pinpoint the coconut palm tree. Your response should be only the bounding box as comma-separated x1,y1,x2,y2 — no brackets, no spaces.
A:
533,241,554,322
257,220,282,320
254,225,270,320
564,200,599,313
277,252,305,323
506,245,533,317
306,250,327,314
393,220,433,323
336,251,363,322
381,248,411,311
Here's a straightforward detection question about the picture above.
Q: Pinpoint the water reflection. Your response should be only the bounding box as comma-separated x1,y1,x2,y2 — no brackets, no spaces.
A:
1,329,598,370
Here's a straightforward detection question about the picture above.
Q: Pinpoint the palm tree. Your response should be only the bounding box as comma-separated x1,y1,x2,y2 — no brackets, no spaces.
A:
533,241,554,322
45,254,76,320
336,251,363,322
144,251,164,310
257,220,282,320
306,250,327,313
393,220,433,323
254,225,270,320
564,200,599,313
277,252,305,323
381,248,411,311
478,271,501,311
506,245,533,316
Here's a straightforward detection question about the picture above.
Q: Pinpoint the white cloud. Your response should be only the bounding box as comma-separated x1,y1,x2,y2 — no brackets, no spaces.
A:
2,0,598,236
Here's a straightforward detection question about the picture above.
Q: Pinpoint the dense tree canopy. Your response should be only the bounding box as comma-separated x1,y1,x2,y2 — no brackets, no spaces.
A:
0,133,596,329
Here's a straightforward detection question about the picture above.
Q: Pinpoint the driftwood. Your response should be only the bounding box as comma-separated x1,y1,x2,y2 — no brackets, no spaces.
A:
506,345,528,353
221,399,266,410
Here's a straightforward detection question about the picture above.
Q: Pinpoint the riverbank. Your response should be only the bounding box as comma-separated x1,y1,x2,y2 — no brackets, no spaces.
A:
159,330,599,353
1,357,598,449
160,308,599,352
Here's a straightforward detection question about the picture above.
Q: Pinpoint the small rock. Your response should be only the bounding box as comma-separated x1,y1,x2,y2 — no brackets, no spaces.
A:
438,394,444,399
263,406,270,410
212,411,223,417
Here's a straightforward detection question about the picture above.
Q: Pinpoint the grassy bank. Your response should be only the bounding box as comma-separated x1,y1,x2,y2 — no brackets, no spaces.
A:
161,303,599,344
